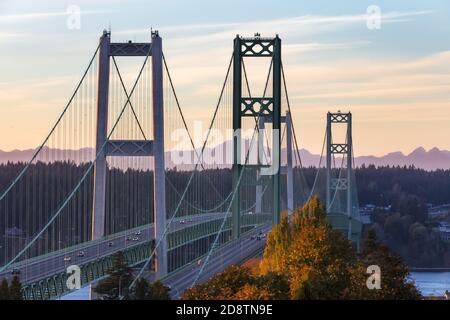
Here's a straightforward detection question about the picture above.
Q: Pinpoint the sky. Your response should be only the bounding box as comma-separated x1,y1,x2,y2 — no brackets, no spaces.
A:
0,0,450,156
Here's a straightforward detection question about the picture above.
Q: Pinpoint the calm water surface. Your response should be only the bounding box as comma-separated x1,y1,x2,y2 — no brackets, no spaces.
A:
409,272,450,297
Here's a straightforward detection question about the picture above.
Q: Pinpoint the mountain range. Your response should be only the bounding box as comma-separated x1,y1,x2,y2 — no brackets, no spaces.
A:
299,147,450,171
1,146,450,171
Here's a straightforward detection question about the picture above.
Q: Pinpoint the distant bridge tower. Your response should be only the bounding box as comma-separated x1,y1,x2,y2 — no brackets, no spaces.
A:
92,30,167,277
232,34,282,239
326,111,361,250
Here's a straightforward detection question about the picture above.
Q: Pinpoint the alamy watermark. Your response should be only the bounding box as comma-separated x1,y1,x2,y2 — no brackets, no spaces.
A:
366,265,382,290
66,265,81,290
66,5,81,30
169,122,280,175
366,5,382,30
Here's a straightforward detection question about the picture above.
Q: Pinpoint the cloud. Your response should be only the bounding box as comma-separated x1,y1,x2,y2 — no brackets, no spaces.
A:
284,41,371,54
116,10,435,38
0,9,106,23
0,32,27,43
280,52,450,112
0,6,442,153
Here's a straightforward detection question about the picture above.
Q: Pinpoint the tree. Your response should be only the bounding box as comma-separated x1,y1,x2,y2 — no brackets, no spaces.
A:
148,280,171,300
344,231,421,300
133,278,150,300
362,229,379,256
0,278,9,300
250,272,289,300
286,221,357,300
233,284,269,300
260,213,291,274
132,279,171,300
183,265,290,300
9,276,23,300
184,197,422,300
183,265,252,300
260,196,357,300
94,251,133,300
260,196,327,275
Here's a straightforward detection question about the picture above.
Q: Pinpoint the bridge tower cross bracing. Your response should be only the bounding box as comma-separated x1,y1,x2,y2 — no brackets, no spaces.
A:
91,30,167,278
232,34,282,239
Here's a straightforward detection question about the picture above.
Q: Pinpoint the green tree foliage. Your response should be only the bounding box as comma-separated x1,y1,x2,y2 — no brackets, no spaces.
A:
131,279,171,300
0,278,9,300
1,162,449,268
183,265,289,300
9,276,23,300
133,278,149,300
344,230,421,300
148,280,171,300
249,272,290,300
183,265,252,300
94,251,133,300
0,277,23,300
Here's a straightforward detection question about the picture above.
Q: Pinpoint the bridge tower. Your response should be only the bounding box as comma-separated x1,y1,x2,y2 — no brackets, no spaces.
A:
92,30,167,277
255,111,294,217
325,111,361,250
232,34,282,239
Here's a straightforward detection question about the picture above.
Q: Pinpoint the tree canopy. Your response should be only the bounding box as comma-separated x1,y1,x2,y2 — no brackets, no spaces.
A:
93,251,171,300
0,276,23,300
184,197,421,300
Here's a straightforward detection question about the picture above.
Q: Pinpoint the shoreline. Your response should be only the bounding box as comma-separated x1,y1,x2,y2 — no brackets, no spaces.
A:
410,268,450,272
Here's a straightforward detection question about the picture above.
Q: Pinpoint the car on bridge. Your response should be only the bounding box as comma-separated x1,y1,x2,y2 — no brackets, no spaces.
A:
63,256,71,262
77,251,85,257
108,242,114,247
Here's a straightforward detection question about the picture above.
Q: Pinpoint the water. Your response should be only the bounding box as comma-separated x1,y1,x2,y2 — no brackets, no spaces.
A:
57,286,90,300
410,272,450,297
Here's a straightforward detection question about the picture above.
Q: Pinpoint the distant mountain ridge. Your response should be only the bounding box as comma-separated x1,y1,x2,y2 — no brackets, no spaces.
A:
299,147,450,170
1,146,450,171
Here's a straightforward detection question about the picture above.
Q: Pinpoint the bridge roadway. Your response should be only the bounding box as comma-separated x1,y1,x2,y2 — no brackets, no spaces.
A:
59,224,270,300
164,225,271,299
0,212,231,285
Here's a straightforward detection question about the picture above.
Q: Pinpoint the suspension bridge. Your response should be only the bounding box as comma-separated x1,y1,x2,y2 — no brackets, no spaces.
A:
0,30,363,300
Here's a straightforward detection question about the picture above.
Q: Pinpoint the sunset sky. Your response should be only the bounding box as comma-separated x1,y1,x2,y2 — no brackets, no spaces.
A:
1,0,449,156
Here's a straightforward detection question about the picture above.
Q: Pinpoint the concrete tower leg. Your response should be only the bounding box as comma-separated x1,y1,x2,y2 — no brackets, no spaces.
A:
152,32,167,278
92,31,111,240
